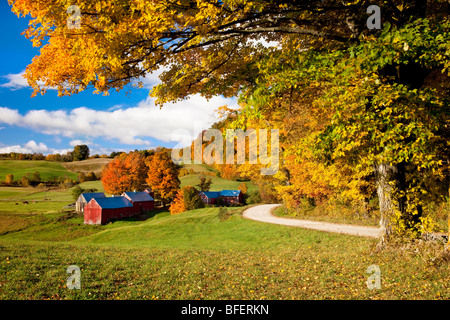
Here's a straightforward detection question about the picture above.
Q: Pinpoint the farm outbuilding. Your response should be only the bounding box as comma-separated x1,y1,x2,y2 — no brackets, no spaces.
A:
144,188,155,199
76,192,106,212
199,190,243,205
84,196,135,225
122,191,155,213
199,191,221,205
219,190,243,205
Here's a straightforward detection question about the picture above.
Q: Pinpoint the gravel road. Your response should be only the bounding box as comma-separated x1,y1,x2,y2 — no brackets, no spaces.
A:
243,204,381,238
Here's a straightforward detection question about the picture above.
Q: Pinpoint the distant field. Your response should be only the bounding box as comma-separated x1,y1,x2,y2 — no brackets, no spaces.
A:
0,181,106,217
180,173,256,193
0,160,78,181
62,158,112,176
181,163,217,173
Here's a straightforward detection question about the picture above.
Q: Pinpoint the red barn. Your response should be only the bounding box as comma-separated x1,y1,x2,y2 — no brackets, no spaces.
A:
218,190,243,205
84,196,135,225
122,191,154,213
199,190,243,205
199,191,221,204
144,188,155,199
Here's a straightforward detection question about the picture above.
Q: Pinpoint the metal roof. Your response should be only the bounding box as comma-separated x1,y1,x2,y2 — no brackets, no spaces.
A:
219,190,241,197
200,190,241,198
80,192,106,203
122,191,154,202
92,197,133,209
201,191,221,199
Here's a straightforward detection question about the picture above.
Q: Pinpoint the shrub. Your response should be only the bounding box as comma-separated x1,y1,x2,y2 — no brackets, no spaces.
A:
246,190,262,204
20,176,30,187
218,207,231,221
183,186,204,211
5,173,14,185
169,186,204,215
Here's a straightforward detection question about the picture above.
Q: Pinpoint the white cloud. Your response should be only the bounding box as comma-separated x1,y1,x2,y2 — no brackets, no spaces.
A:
69,139,93,147
0,140,71,155
0,94,239,147
0,70,58,91
0,71,29,90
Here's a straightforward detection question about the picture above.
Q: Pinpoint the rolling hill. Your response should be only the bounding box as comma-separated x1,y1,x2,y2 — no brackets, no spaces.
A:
0,160,78,182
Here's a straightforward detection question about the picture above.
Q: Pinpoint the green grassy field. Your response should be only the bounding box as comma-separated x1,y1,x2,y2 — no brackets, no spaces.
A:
180,174,257,193
0,162,448,300
0,160,78,181
0,204,449,300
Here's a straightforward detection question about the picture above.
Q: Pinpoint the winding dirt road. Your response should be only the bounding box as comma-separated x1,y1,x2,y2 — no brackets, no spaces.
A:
243,204,381,238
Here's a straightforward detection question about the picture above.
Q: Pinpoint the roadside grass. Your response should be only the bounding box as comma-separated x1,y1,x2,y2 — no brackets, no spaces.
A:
0,160,78,182
273,204,380,227
274,202,448,233
0,205,448,300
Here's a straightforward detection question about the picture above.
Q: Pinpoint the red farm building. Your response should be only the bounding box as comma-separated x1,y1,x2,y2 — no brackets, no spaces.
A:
199,190,243,205
122,191,155,213
84,196,135,225
199,191,221,205
144,188,155,199
219,190,243,205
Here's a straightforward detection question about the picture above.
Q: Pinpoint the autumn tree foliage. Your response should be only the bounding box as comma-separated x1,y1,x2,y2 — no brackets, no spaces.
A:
197,175,212,192
12,0,450,244
169,186,204,215
5,174,14,185
145,148,180,206
169,189,185,215
72,145,90,161
101,151,147,195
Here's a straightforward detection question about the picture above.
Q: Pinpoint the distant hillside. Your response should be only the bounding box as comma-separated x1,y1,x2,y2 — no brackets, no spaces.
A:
0,160,78,181
180,173,256,193
62,158,113,176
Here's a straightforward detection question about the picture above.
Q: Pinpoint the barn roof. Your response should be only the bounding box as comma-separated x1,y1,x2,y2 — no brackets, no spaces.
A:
219,190,241,197
92,196,133,209
201,191,221,199
79,192,106,203
122,191,154,202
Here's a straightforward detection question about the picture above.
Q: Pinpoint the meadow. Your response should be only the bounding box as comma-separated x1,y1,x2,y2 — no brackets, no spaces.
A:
0,162,448,300
61,158,112,176
0,160,78,182
0,201,449,300
180,174,257,193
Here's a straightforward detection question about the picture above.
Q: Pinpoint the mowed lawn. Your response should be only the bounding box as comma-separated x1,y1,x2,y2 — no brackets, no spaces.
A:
0,160,78,182
0,205,449,300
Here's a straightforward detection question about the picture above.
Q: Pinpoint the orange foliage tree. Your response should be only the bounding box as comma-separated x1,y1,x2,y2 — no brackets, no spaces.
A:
169,189,185,215
145,148,180,206
101,151,147,195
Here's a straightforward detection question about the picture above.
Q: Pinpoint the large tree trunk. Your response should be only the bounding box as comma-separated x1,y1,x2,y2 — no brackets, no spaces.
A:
375,162,424,246
375,163,398,245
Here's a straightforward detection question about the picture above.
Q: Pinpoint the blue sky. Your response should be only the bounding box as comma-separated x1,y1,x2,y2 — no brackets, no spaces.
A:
0,2,238,156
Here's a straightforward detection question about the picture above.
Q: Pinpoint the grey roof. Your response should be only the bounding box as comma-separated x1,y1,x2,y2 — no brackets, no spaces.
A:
122,191,154,202
91,196,133,209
